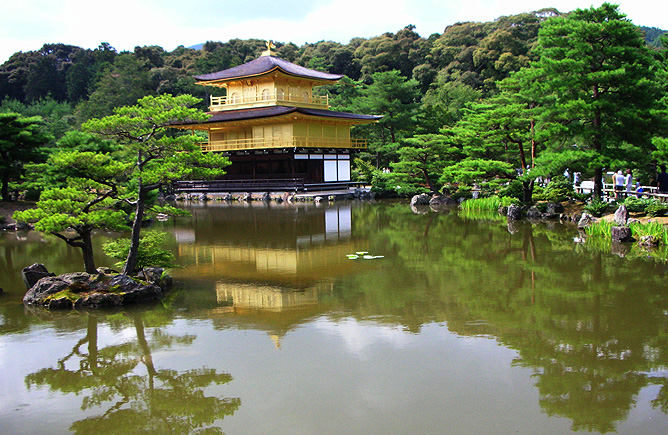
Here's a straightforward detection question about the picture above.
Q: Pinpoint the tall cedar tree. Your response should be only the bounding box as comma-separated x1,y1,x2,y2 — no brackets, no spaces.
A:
531,3,664,197
83,94,230,275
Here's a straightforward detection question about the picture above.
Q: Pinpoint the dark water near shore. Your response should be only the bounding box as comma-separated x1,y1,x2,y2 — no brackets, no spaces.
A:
2,200,668,434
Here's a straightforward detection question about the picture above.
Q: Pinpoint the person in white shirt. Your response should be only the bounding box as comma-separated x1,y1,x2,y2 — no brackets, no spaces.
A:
614,170,625,199
625,169,633,192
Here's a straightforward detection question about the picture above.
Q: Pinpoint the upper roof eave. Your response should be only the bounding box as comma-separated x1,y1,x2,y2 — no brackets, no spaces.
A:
170,106,382,128
193,55,343,84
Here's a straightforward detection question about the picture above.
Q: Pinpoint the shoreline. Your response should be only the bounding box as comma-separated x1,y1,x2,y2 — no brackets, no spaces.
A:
0,201,35,224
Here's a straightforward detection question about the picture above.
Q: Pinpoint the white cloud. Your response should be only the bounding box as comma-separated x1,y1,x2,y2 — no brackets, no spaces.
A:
313,317,414,357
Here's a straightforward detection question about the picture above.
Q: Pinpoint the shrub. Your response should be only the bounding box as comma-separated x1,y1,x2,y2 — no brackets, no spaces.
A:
583,199,609,217
103,231,175,271
646,201,668,217
542,176,575,202
450,186,472,201
370,171,429,198
623,196,649,213
498,180,525,201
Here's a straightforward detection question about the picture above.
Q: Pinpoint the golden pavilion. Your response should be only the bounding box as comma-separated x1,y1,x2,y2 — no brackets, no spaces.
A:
175,41,381,190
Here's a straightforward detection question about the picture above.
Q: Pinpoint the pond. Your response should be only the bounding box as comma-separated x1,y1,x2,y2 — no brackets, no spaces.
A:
2,200,668,434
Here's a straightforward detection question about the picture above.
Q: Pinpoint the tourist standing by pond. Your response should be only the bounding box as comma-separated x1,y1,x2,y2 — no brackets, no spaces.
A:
625,169,633,193
658,165,668,196
614,170,625,199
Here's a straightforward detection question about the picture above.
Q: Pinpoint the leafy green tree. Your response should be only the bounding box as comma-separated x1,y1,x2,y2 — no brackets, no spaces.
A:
448,72,543,201
441,158,515,186
530,3,665,197
103,231,175,270
0,97,77,144
418,80,482,133
13,152,129,273
353,70,420,168
353,25,429,83
393,133,460,192
0,112,52,201
82,94,230,275
76,54,155,121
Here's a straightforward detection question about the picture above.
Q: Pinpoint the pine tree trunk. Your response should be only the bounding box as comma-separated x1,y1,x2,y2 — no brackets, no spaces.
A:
1,168,9,202
81,229,97,274
123,188,147,276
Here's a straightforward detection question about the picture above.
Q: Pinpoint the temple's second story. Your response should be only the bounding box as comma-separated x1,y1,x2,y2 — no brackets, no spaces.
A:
194,42,341,112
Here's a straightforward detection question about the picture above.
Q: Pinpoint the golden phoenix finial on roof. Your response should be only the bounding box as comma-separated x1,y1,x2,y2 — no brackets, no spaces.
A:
262,40,276,57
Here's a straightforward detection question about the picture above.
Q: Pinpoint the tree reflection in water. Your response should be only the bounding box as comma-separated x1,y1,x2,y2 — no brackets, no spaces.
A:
25,312,240,434
344,203,668,433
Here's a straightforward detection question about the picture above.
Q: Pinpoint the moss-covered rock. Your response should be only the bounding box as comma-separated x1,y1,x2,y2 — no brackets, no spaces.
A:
22,267,171,309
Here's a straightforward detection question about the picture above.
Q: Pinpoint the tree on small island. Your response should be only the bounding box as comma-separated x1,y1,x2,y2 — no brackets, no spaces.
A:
14,152,129,273
82,94,229,275
15,94,229,276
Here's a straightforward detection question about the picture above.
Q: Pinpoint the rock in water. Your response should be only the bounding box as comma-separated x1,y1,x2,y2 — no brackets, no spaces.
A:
23,271,172,309
21,263,55,290
614,205,629,226
410,193,430,206
611,226,634,243
526,206,542,220
507,204,523,221
578,213,597,229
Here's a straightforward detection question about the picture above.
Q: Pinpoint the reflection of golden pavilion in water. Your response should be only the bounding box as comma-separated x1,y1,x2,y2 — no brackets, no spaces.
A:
173,203,369,346
175,203,366,286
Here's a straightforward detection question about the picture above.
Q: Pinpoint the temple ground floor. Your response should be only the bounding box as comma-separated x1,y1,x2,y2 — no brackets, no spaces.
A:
175,148,359,193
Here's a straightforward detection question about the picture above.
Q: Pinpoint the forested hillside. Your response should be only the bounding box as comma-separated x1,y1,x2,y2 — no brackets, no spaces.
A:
1,4,667,202
0,8,573,120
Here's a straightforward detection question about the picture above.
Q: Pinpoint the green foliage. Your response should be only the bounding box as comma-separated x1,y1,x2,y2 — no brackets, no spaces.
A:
530,3,665,195
630,220,668,244
623,196,652,213
646,201,668,217
460,195,516,212
540,176,575,202
393,133,458,191
450,185,473,201
103,231,175,270
352,70,421,165
584,220,613,237
583,199,610,217
498,180,525,201
13,187,127,234
441,158,515,185
353,157,376,183
370,171,429,197
83,94,229,275
0,112,53,201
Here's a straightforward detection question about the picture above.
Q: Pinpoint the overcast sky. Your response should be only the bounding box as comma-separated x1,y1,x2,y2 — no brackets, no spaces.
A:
1,0,665,64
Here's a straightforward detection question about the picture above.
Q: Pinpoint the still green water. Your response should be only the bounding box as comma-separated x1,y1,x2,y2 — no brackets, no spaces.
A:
2,200,668,434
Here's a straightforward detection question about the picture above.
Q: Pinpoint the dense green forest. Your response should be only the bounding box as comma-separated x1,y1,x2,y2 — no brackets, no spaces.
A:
1,3,667,203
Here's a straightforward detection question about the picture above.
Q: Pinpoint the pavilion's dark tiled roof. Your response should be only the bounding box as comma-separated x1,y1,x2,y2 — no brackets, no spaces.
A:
172,106,381,126
194,56,343,82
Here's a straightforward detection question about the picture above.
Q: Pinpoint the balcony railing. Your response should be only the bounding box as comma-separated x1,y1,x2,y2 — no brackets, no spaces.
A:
200,136,367,152
209,94,329,111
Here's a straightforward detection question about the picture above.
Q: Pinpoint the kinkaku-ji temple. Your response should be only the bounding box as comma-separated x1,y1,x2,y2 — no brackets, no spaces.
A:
173,41,382,192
